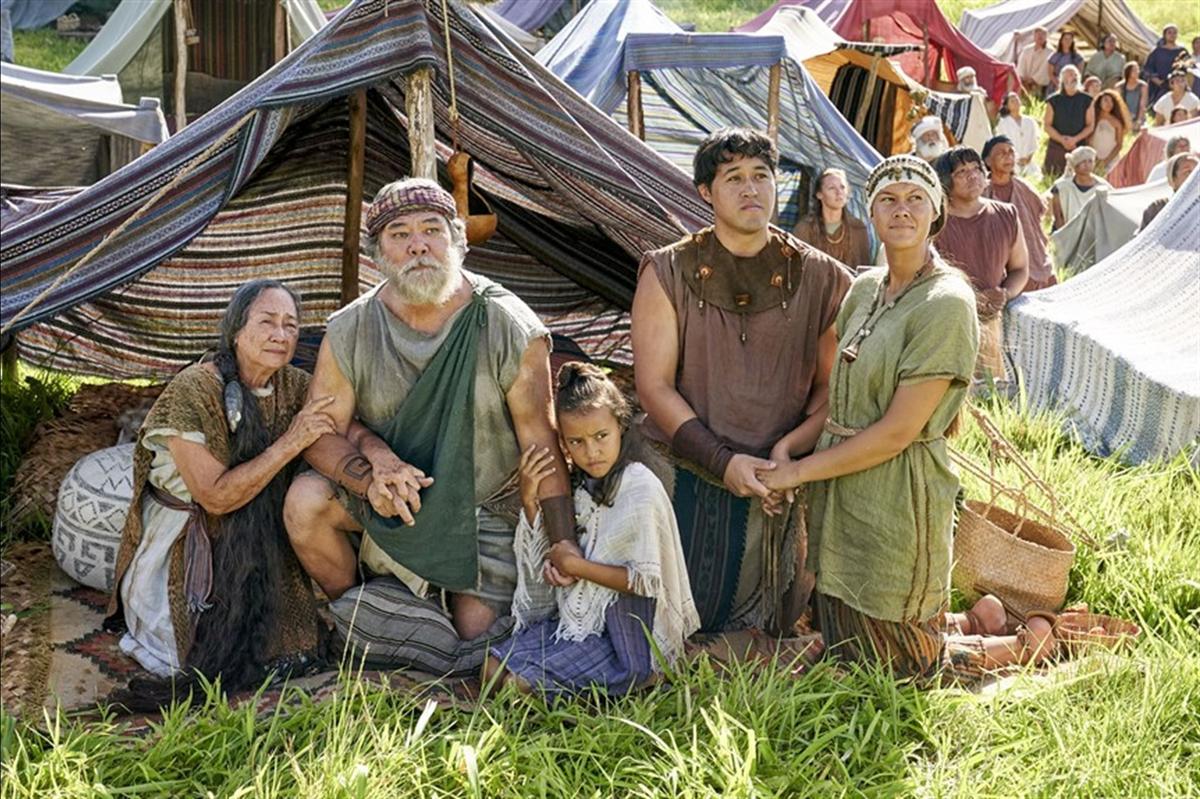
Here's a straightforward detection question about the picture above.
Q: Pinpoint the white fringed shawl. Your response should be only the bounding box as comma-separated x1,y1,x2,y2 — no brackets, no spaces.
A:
511,462,700,670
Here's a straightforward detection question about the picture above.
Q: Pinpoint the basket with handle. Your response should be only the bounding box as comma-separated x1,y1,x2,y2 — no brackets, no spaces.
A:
949,406,1097,618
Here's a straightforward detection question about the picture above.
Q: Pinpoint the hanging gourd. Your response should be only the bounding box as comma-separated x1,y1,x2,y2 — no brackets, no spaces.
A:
448,151,497,245
440,0,496,246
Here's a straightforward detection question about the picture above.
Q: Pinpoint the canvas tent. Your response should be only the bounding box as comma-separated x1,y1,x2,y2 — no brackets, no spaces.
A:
537,0,882,226
757,7,991,155
471,2,544,52
1,0,710,378
738,0,1019,104
1,62,168,186
1107,117,1200,188
1005,171,1199,465
1050,177,1170,275
959,0,1157,64
491,0,585,36
64,0,326,118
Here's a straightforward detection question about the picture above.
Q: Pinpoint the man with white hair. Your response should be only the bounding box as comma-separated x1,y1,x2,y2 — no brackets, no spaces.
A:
911,116,949,163
1050,146,1110,229
1140,152,1198,231
1043,65,1094,177
1147,135,1192,183
284,178,577,671
957,66,980,94
1017,27,1052,98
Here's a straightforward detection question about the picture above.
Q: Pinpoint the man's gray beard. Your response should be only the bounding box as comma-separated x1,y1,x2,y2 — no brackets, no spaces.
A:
916,137,948,162
381,252,462,306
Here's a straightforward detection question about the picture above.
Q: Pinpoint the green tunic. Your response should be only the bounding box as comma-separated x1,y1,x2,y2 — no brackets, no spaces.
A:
807,264,979,623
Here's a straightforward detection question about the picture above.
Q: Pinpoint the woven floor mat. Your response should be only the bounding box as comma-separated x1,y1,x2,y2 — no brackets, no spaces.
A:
0,544,479,733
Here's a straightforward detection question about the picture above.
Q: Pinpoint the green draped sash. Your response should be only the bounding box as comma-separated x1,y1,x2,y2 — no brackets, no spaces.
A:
360,286,494,590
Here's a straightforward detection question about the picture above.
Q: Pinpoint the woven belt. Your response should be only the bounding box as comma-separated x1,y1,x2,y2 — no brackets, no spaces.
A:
148,484,212,614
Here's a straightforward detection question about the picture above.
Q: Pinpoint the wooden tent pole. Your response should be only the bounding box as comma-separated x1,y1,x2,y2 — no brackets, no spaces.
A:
173,0,188,130
922,21,931,85
406,67,437,180
626,71,644,140
341,89,367,307
274,0,288,64
766,61,782,145
854,54,882,132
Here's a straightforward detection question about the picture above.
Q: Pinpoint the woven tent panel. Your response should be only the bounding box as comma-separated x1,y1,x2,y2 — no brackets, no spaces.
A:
7,383,163,527
1005,173,1200,464
3,0,709,377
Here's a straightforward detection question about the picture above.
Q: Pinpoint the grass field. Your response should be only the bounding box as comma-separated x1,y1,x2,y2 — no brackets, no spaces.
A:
4,2,1199,797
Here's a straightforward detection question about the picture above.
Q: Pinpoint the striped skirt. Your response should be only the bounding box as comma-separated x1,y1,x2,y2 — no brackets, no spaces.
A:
490,595,657,700
816,593,987,684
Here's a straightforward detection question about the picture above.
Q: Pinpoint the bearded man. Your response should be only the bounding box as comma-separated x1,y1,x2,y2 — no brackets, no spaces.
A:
911,116,950,164
283,178,575,673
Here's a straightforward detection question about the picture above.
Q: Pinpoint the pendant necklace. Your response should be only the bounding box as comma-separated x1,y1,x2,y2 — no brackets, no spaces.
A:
840,258,934,364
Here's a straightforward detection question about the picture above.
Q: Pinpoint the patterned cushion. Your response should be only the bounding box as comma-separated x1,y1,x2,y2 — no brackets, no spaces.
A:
52,443,135,592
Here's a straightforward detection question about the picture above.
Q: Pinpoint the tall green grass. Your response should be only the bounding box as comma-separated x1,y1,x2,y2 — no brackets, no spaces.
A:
3,396,1196,798
0,371,75,547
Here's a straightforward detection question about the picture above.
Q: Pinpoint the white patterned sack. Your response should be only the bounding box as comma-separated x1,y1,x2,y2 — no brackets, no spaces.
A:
52,444,136,592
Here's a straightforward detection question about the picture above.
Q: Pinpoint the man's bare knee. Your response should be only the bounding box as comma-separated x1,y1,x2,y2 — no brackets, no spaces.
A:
284,473,339,542
451,594,497,640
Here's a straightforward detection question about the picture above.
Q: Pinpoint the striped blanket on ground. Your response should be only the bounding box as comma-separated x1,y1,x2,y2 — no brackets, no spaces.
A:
1005,172,1200,465
2,0,708,378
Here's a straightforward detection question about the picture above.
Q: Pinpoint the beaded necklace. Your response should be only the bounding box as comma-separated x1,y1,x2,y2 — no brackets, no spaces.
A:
840,256,935,363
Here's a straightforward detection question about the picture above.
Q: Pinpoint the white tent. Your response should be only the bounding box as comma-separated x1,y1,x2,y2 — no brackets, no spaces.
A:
960,0,1157,64
1051,178,1170,275
1005,171,1199,465
1,63,168,186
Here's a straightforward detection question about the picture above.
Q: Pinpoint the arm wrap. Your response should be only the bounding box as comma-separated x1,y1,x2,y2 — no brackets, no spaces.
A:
671,417,736,479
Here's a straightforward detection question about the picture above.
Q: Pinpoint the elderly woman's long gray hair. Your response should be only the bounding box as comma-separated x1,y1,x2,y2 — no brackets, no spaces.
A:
187,279,314,689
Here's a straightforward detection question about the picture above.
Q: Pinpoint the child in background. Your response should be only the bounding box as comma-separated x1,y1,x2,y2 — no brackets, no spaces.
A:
484,363,699,697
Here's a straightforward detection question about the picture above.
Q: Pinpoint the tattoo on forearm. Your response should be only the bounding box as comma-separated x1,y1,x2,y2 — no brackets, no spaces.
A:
337,453,373,496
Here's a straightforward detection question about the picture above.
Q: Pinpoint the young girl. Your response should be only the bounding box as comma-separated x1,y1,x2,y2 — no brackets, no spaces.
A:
485,363,699,697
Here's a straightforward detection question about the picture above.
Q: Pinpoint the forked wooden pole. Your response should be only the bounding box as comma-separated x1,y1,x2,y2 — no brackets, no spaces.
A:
406,67,437,180
341,89,367,307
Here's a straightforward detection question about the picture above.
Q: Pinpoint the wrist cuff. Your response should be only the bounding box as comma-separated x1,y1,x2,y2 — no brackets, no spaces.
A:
540,494,575,543
671,418,735,479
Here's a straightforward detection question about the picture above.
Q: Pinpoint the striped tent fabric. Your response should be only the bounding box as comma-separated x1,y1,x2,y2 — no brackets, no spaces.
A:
537,2,882,226
738,0,1019,104
1005,172,1200,465
959,0,1157,64
615,32,882,225
1,0,710,378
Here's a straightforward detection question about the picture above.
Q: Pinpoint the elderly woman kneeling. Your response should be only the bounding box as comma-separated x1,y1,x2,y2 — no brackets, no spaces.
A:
106,280,332,695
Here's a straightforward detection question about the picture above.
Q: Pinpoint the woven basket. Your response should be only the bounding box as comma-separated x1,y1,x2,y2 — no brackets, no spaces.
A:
1056,611,1141,654
954,497,1075,617
950,406,1095,618
7,383,162,527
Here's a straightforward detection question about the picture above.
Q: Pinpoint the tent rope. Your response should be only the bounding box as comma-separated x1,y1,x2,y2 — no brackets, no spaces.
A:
439,0,461,151
2,110,257,337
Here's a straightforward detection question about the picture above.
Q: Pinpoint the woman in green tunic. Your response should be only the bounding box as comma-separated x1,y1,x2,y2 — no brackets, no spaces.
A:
760,155,1056,682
